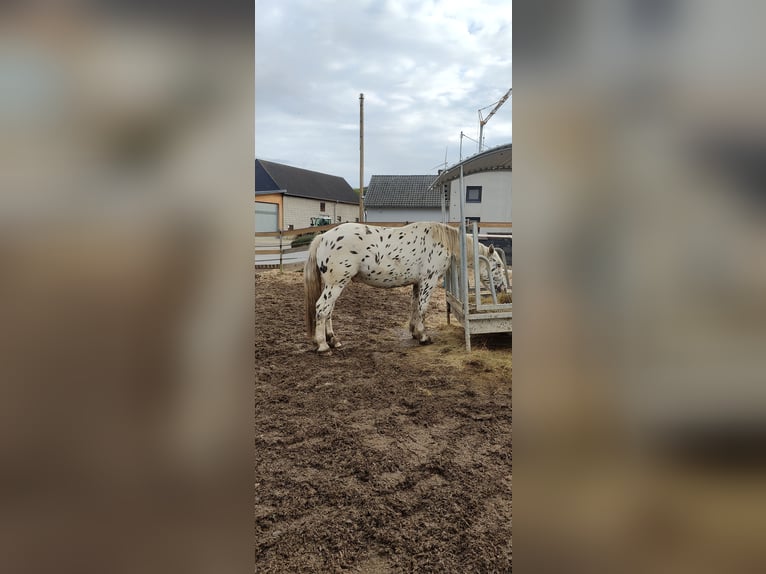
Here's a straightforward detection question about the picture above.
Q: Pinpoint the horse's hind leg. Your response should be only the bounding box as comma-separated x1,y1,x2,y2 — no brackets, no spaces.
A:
409,283,421,338
325,316,341,348
315,282,346,354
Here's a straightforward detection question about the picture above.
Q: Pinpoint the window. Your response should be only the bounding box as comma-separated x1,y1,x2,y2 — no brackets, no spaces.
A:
465,216,481,228
255,201,279,232
320,202,326,212
466,186,482,203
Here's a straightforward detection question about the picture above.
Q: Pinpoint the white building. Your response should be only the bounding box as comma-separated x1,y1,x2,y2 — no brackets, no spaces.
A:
431,143,512,234
428,143,512,262
255,159,360,232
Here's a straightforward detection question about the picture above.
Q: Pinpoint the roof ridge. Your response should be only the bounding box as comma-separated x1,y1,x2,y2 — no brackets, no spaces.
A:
255,159,358,204
258,158,346,181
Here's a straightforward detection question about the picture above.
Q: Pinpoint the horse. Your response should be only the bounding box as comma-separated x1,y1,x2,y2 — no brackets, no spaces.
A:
304,222,507,353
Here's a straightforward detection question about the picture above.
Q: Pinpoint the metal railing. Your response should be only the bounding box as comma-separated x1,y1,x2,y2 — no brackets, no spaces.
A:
444,220,512,351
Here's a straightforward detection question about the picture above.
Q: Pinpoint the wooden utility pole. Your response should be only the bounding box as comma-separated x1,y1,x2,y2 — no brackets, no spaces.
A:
359,93,365,222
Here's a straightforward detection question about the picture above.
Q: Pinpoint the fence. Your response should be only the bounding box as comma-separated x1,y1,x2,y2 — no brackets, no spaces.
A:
255,221,512,271
254,223,336,270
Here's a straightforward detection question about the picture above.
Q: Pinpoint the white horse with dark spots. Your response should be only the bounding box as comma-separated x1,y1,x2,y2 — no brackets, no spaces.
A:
304,222,507,354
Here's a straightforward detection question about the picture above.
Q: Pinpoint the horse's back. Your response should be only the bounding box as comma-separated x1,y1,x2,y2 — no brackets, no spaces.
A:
356,222,451,287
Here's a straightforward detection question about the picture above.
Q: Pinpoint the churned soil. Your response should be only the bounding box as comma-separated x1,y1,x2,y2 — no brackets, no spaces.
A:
256,269,512,573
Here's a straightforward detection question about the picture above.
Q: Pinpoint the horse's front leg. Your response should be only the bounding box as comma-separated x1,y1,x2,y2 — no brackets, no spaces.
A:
412,278,438,345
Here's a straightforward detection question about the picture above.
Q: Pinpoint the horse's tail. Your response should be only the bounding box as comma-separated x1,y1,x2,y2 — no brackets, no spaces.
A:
304,234,323,338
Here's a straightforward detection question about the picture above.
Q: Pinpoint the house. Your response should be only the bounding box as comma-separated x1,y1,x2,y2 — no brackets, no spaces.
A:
363,175,442,222
255,159,360,231
430,143,512,234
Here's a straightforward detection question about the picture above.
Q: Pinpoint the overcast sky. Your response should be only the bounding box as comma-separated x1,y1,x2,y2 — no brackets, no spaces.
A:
255,0,512,187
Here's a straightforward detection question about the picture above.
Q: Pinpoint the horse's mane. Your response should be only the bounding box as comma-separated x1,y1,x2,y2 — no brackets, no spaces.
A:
430,223,488,259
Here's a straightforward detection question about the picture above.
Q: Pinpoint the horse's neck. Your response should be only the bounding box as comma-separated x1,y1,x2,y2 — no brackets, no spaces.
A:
463,234,486,262
433,223,485,262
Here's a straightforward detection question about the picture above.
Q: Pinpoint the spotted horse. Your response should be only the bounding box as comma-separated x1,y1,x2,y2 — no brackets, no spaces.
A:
304,222,507,353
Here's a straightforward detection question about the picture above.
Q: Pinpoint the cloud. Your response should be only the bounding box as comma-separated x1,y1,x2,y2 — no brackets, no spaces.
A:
255,0,512,184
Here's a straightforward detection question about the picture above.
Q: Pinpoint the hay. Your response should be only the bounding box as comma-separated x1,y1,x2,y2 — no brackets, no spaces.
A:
468,290,512,307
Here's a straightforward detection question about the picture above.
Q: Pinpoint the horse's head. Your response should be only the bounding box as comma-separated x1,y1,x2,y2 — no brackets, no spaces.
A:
480,245,508,293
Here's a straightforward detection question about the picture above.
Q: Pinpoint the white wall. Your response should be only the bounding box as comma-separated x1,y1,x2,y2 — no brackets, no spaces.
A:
366,207,442,223
283,196,359,229
448,171,511,232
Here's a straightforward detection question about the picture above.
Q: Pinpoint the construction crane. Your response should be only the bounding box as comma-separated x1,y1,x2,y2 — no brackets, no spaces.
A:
478,88,512,153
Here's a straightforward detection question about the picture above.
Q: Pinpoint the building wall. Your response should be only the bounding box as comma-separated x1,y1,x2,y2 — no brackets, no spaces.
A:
365,207,442,223
254,193,284,229
448,171,511,232
283,196,359,229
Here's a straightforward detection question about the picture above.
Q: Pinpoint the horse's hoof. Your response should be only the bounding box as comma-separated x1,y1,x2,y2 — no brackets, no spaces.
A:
317,344,332,355
328,336,342,348
419,337,433,345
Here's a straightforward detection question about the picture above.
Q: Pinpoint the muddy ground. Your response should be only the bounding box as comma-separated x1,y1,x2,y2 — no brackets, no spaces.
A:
256,269,512,573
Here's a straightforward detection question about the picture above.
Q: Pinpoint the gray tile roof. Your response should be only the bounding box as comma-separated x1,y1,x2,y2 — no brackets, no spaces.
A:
256,159,359,205
364,175,441,208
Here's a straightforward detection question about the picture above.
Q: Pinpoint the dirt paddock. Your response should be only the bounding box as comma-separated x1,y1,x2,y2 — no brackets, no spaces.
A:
256,269,512,573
